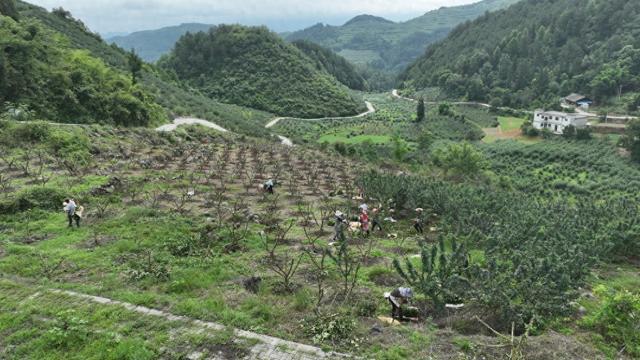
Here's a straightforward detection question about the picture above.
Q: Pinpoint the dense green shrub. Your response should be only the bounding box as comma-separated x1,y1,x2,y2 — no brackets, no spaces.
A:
432,142,487,177
394,236,469,310
582,286,640,357
1,187,67,214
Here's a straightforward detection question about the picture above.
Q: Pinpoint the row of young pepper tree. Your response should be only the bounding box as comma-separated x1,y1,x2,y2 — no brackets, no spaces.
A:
358,170,639,332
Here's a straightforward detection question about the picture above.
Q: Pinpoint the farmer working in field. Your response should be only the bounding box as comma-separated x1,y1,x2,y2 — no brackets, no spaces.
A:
63,199,82,228
332,210,347,242
359,209,370,237
385,287,414,320
413,208,425,234
371,208,383,232
263,179,275,194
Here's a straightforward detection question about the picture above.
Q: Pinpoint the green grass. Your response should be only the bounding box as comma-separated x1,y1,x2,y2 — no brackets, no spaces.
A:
318,131,392,145
0,278,256,360
498,116,525,131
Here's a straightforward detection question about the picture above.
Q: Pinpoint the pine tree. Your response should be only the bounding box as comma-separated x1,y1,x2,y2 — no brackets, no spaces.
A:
416,97,425,122
127,49,143,85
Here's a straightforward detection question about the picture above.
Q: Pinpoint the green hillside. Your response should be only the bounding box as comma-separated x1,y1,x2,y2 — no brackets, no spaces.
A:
11,1,273,136
108,23,214,62
0,10,163,126
291,40,367,90
159,25,364,118
286,0,521,73
400,0,640,110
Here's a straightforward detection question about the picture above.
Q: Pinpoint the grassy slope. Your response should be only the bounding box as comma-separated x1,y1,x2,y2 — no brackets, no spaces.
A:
0,120,630,358
17,1,273,137
0,279,253,359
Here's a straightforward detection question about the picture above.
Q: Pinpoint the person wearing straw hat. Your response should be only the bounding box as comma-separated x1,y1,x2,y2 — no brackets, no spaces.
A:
384,287,414,320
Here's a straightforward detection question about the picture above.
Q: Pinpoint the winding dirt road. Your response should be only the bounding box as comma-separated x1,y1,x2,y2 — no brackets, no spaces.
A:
155,117,229,132
392,89,492,108
155,101,375,147
265,101,376,146
266,101,376,129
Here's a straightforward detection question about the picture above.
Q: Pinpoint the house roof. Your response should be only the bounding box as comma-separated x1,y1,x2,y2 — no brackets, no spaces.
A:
535,110,588,119
565,93,591,102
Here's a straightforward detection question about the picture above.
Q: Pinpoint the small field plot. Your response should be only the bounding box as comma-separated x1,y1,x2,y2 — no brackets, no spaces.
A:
498,116,525,131
482,116,535,143
318,130,392,145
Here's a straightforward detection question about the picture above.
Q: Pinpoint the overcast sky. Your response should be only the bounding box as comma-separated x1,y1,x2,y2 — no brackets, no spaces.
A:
27,0,480,36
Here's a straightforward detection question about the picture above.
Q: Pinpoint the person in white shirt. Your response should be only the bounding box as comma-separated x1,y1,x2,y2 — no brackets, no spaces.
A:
63,199,80,227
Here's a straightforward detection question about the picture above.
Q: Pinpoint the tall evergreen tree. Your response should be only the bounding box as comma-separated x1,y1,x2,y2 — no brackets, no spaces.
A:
0,0,19,21
127,49,143,85
417,98,426,122
623,120,640,163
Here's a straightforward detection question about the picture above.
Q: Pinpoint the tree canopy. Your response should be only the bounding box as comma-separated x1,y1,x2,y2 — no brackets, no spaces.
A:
400,0,640,109
291,39,367,91
0,15,163,126
159,25,363,118
0,0,19,20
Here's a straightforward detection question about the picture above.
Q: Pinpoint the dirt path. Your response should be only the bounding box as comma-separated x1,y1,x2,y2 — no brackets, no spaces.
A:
391,89,416,102
392,89,492,108
38,287,349,359
574,106,637,121
266,102,376,129
156,117,230,132
265,101,376,147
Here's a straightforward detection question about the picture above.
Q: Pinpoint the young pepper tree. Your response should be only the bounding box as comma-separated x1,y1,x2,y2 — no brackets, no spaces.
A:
393,236,469,312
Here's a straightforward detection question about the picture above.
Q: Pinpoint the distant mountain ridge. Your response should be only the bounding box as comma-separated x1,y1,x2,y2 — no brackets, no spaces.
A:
286,0,522,72
104,0,520,69
109,23,214,62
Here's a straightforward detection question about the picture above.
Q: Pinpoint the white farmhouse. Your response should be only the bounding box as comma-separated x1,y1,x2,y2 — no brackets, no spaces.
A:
533,110,588,135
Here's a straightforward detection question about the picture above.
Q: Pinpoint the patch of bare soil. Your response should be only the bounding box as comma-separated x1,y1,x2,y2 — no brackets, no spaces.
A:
77,235,117,249
20,234,52,245
198,342,251,359
369,270,402,287
432,329,603,360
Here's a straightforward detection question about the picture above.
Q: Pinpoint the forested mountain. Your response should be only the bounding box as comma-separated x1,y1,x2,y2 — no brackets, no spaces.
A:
159,25,364,118
1,4,163,126
400,0,640,109
3,1,273,135
286,0,521,73
291,40,367,90
108,23,214,62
